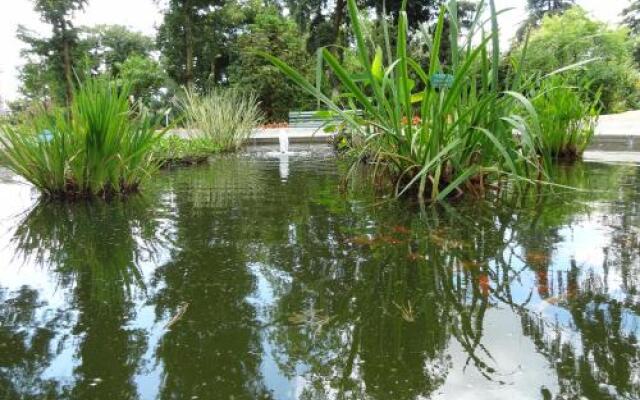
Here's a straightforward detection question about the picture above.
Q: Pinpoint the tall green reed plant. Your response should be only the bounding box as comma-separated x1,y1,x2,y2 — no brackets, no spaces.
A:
263,0,547,202
0,78,162,200
531,76,600,161
179,89,263,152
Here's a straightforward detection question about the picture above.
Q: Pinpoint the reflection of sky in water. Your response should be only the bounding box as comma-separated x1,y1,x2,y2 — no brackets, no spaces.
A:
0,160,639,399
436,308,559,400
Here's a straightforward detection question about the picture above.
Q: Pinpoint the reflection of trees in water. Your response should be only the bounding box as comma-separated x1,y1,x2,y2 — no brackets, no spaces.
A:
600,167,640,300
2,159,640,399
257,198,532,399
0,287,66,399
4,198,168,399
257,162,640,399
12,198,166,303
521,293,640,400
150,161,274,400
510,165,640,400
148,158,348,399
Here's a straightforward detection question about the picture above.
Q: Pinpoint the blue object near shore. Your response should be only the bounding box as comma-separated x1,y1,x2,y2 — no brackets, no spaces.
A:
38,130,53,143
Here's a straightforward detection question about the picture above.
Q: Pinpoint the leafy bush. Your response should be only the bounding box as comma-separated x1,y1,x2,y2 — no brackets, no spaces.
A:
0,78,162,200
512,7,640,113
532,76,600,160
228,8,315,122
179,89,263,152
265,0,545,202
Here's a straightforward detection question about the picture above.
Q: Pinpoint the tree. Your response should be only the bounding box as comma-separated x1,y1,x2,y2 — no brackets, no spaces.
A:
518,0,575,39
284,0,327,31
623,1,640,34
118,55,169,109
81,25,155,76
511,7,640,113
15,30,57,104
527,0,575,17
623,1,640,65
157,0,248,90
17,23,158,104
228,6,314,121
362,0,474,29
27,0,88,105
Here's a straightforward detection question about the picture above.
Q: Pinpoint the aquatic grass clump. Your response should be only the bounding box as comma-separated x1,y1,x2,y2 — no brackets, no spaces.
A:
153,135,221,167
0,78,162,200
264,0,546,202
532,77,600,161
180,89,263,152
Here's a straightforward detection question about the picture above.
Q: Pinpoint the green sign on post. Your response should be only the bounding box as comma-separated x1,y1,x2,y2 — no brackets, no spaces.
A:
430,73,454,89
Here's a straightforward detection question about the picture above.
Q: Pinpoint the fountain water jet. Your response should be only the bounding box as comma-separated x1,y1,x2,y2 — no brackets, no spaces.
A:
279,130,289,154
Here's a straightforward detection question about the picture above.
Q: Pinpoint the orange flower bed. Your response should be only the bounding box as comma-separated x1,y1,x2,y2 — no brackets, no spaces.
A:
260,122,289,129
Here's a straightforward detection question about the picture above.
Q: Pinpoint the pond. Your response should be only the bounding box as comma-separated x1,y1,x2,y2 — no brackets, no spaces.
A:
0,150,639,400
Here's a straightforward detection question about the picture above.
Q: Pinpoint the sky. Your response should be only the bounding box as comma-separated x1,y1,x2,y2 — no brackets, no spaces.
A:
0,0,632,104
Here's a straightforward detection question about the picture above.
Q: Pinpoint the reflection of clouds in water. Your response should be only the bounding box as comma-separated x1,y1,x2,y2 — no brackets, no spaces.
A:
0,160,639,399
436,308,558,400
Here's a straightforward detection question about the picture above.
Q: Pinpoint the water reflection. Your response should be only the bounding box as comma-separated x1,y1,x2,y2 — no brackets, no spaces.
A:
3,197,169,399
0,157,638,399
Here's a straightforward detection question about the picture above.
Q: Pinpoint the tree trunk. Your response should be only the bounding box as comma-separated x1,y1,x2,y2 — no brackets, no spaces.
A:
333,0,345,45
185,1,194,88
62,25,74,107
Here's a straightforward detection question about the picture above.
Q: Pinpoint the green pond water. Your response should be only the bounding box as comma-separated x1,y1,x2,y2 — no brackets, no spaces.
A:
0,150,639,400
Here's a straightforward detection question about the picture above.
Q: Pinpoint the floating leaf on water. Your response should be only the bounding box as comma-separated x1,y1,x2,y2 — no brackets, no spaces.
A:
348,235,375,246
378,235,403,245
461,259,484,269
478,274,490,297
393,301,415,322
526,250,550,266
392,225,411,235
429,233,464,249
165,302,189,330
287,308,332,328
545,296,561,305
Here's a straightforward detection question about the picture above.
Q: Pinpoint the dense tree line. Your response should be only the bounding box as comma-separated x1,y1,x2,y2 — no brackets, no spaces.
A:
11,0,640,120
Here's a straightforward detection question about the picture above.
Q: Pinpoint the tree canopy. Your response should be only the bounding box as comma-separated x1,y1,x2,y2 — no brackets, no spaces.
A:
12,0,640,120
512,7,638,112
22,0,88,105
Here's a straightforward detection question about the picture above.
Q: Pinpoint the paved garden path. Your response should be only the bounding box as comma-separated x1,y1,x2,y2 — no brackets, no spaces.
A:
597,110,640,137
252,111,640,145
249,112,640,163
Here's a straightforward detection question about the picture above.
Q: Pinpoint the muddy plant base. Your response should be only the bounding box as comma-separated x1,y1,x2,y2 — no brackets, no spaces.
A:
43,184,142,202
551,146,584,164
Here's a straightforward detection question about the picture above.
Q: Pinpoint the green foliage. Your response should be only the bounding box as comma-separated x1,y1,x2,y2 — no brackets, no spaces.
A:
25,0,88,105
532,76,600,160
229,7,314,121
363,0,475,29
526,0,574,22
623,1,640,35
265,0,546,202
118,55,169,107
514,7,640,113
0,78,162,200
17,22,158,106
157,0,248,89
81,25,155,76
179,89,263,152
153,135,220,166
623,1,640,66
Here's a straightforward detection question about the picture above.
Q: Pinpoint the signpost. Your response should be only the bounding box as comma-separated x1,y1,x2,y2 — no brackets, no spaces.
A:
430,73,454,89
